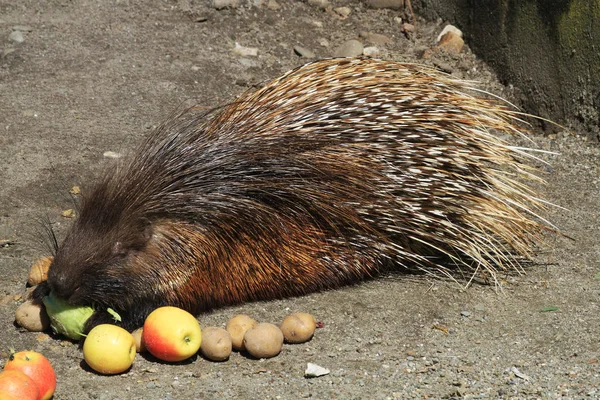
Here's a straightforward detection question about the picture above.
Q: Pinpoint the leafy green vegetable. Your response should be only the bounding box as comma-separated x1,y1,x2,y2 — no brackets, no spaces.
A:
107,307,122,322
42,293,94,340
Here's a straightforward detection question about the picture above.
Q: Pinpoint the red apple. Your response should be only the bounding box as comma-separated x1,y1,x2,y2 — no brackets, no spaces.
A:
4,351,56,400
83,324,137,375
0,370,40,400
142,306,202,362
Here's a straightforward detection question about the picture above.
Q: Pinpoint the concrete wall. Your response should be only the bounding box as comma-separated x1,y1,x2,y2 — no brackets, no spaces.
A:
412,0,600,139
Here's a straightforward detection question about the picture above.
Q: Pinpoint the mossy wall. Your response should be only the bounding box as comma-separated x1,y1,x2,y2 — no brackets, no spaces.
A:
412,0,600,139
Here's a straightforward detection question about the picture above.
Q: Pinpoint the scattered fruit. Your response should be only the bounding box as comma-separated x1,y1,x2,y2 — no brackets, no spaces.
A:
226,314,258,351
15,301,50,332
27,257,52,286
142,306,202,362
200,327,232,361
83,324,136,375
42,293,94,340
0,370,40,400
280,312,316,344
243,322,284,359
131,327,145,353
4,351,56,400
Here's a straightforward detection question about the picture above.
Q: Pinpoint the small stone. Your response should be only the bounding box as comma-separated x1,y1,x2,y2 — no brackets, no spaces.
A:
233,43,259,57
510,366,531,381
461,311,471,317
2,48,16,58
61,209,75,218
334,7,351,18
307,0,330,9
70,186,81,195
293,46,315,58
103,151,123,159
366,0,404,10
362,46,381,57
333,39,363,58
305,363,330,378
213,0,240,9
360,32,392,46
436,24,463,43
400,23,415,38
266,0,281,10
436,31,464,54
12,25,33,32
318,38,329,47
9,31,24,43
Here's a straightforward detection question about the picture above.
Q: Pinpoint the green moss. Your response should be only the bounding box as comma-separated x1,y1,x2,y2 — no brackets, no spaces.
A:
556,0,600,76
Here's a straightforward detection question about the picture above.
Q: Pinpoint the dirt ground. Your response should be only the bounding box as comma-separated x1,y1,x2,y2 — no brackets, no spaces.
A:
1,1,599,399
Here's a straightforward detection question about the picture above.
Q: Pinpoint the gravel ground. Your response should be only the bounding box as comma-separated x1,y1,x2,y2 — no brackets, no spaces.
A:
1,1,599,399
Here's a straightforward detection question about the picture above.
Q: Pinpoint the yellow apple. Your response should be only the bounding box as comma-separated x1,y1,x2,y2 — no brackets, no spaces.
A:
142,306,202,362
83,324,136,375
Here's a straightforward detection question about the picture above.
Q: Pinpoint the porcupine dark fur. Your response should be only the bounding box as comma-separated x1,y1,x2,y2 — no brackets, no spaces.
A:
33,58,552,331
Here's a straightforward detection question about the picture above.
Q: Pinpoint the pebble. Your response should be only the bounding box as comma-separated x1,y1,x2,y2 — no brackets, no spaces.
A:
318,38,329,47
293,46,315,58
103,151,123,159
461,311,471,317
436,31,464,54
266,0,281,10
213,0,240,9
436,24,463,43
333,39,363,57
363,46,381,57
360,31,392,46
13,25,33,32
22,109,38,117
2,48,16,57
400,23,415,38
305,363,330,378
334,7,351,18
9,31,24,43
233,43,259,57
366,0,404,10
307,0,330,9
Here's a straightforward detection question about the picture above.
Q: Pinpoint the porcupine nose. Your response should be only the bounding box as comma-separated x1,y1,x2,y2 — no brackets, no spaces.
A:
46,262,79,301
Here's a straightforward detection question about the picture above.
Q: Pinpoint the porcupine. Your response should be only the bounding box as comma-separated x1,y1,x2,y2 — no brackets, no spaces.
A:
33,58,552,331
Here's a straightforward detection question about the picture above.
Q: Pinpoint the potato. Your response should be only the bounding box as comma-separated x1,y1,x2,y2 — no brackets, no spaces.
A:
28,256,53,286
15,300,50,332
243,323,284,359
280,312,316,344
131,327,145,353
226,314,258,351
200,327,232,361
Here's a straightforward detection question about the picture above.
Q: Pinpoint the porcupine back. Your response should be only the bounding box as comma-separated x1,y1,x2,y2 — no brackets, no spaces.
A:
47,58,550,328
